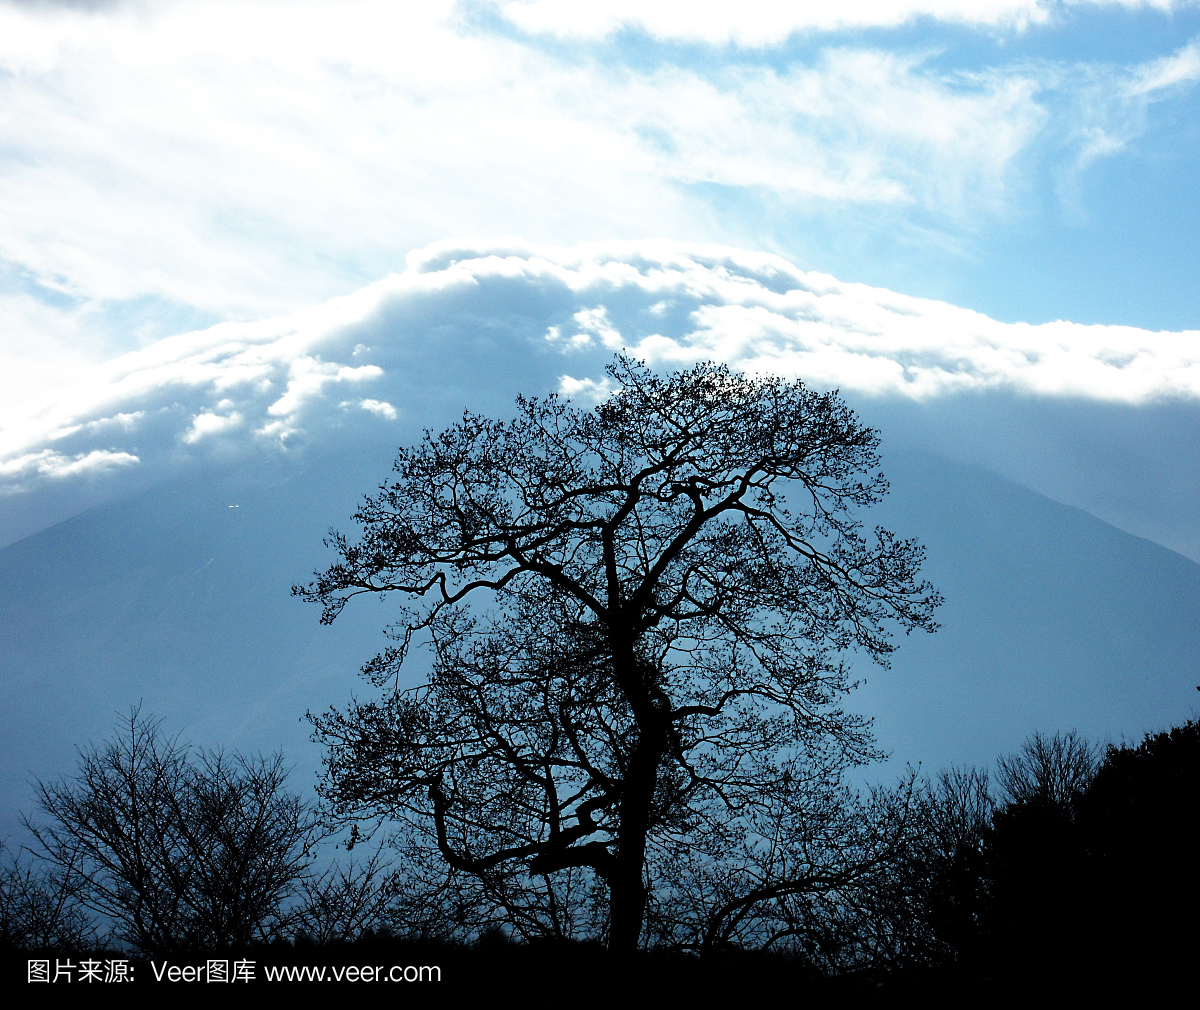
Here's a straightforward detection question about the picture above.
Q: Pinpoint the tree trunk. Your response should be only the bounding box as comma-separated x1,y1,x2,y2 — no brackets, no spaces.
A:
609,708,667,954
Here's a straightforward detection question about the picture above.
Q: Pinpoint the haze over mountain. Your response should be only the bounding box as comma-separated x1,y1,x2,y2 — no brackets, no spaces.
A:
3,436,1198,842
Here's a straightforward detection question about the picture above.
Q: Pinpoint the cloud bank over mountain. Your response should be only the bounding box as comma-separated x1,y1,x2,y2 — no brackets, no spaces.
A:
5,240,1198,490
5,240,1199,562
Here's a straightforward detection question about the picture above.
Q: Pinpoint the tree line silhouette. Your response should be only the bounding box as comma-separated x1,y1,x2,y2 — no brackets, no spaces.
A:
4,712,1196,990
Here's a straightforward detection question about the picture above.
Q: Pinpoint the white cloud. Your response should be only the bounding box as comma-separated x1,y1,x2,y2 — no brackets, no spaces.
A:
621,51,1047,216
1052,38,1200,174
522,242,1200,402
491,0,1196,44
557,375,620,404
0,277,394,468
265,359,384,420
0,0,684,324
359,398,398,419
0,448,139,488
0,0,1193,383
1130,38,1200,94
3,239,1198,495
492,0,1049,43
623,292,1200,402
183,410,243,444
549,307,625,350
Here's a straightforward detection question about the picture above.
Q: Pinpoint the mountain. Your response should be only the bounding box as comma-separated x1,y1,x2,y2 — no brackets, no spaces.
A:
856,451,1200,774
2,445,1198,838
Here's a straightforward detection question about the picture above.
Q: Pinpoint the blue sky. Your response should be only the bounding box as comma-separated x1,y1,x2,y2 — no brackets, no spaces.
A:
1,0,1199,555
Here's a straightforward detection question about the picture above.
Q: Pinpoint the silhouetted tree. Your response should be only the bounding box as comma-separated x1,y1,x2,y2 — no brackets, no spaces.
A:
851,766,993,975
1073,719,1200,979
25,709,320,954
995,729,1100,809
289,847,399,945
976,731,1100,983
974,723,1199,989
646,767,927,968
0,841,96,952
298,355,940,953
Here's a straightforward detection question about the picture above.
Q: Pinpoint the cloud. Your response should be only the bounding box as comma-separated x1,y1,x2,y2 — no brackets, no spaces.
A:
0,0,1194,380
528,243,1200,403
1130,38,1200,94
557,375,620,404
622,51,1047,217
1052,38,1200,174
0,278,394,469
3,239,1197,497
358,399,398,420
490,0,1195,44
549,307,624,350
492,0,1047,44
0,448,139,489
264,360,384,428
183,408,243,445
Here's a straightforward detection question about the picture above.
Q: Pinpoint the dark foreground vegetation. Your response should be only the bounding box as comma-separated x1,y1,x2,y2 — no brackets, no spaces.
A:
4,713,1197,993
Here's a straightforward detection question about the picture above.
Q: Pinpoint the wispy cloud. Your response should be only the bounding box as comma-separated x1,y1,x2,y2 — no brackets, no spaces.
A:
4,240,1197,495
1070,38,1200,164
0,278,396,476
624,51,1047,216
489,0,1196,44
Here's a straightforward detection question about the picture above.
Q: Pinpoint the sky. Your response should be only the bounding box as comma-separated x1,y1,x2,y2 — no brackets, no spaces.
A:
2,0,1199,551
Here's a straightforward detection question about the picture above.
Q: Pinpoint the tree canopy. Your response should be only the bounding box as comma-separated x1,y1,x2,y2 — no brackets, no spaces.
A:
26,709,318,954
298,355,941,952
